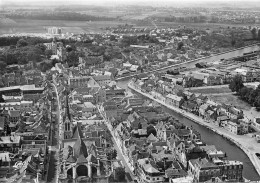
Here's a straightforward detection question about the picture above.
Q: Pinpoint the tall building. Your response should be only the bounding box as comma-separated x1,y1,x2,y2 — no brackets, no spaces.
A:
63,94,73,140
47,27,62,35
57,46,67,62
43,39,63,55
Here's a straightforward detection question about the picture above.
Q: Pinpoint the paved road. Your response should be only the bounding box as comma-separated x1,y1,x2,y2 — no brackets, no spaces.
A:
111,134,133,182
97,105,136,182
46,83,61,183
46,151,58,182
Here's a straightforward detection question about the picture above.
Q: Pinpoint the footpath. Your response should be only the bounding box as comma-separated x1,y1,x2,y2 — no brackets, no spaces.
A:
128,82,260,178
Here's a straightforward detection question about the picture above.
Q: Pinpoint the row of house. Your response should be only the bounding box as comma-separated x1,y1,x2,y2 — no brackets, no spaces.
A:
101,97,244,183
0,69,43,88
0,85,51,182
133,75,250,136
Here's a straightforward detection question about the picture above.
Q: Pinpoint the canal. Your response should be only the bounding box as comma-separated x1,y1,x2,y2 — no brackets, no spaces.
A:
117,78,260,181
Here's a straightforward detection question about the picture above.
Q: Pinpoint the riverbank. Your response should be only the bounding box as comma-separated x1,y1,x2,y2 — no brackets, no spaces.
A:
128,82,260,179
116,43,260,81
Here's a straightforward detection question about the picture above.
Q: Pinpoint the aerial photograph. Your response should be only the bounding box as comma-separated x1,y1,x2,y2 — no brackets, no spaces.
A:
1,0,260,182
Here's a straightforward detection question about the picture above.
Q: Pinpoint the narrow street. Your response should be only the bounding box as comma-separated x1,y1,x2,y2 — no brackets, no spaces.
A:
97,105,136,182
46,82,61,183
111,133,134,182
46,151,58,182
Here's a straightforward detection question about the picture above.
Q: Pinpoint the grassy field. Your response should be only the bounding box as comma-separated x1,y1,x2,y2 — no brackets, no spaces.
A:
0,19,126,35
211,94,252,111
135,21,260,31
1,17,258,35
190,86,232,94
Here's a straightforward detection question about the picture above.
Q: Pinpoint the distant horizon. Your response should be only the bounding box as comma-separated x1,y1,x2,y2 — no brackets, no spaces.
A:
1,0,260,8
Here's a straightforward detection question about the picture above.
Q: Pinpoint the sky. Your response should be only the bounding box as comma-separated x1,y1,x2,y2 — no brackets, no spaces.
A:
1,0,259,7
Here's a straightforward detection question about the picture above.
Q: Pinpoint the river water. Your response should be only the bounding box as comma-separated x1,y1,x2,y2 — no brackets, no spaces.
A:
117,78,260,181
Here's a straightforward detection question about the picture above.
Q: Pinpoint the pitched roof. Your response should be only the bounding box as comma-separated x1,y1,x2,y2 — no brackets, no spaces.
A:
67,155,76,163
147,133,158,142
171,129,191,137
91,143,99,155
137,158,160,173
165,168,187,178
73,87,91,95
77,154,88,164
72,123,84,139
87,154,97,163
8,110,20,117
190,158,218,168
151,141,167,147
73,137,88,158
83,102,95,108
93,75,111,81
0,116,5,130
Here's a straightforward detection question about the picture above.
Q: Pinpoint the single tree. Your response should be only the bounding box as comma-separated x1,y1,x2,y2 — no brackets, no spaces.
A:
45,49,53,59
147,125,157,136
0,94,4,103
114,167,126,182
0,61,7,71
177,42,184,50
16,39,28,47
239,87,249,100
110,35,116,41
229,75,244,93
254,95,260,108
248,89,258,105
251,28,257,39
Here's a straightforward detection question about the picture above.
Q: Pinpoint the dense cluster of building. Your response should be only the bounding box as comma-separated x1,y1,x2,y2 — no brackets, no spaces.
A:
0,82,49,182
0,69,43,88
100,93,244,183
51,61,131,182
0,11,259,182
132,71,260,136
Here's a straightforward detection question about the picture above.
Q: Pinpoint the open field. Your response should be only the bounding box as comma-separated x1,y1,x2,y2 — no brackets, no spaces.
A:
211,93,260,121
190,86,232,94
134,21,260,30
0,19,127,35
211,94,252,111
79,10,126,18
1,17,259,35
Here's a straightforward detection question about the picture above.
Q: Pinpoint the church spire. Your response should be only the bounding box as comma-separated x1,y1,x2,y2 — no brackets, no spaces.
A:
64,90,72,139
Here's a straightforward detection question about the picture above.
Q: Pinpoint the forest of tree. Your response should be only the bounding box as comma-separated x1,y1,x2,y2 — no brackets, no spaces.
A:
229,75,260,109
0,36,53,47
119,34,159,47
7,12,116,21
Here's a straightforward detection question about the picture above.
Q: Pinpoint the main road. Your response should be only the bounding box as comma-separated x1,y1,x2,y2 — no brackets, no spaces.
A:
46,82,62,183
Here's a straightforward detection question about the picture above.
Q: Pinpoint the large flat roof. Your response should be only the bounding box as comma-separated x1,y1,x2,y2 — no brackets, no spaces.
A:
0,85,44,92
0,86,20,92
20,85,44,91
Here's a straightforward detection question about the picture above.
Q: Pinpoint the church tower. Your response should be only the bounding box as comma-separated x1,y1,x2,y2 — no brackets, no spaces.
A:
63,93,72,139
